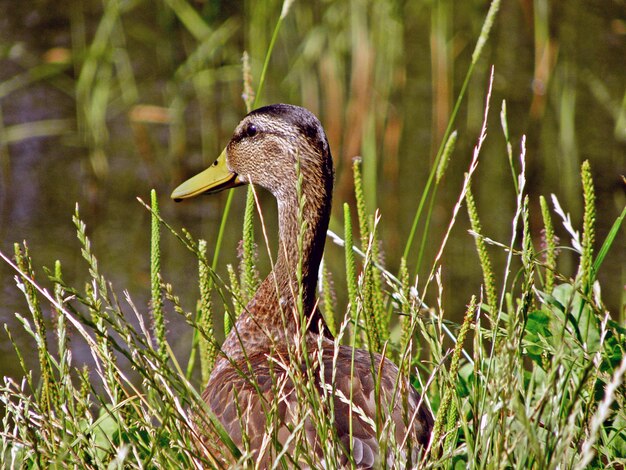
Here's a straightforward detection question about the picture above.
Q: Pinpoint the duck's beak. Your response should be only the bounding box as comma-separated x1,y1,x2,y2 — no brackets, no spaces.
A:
171,148,243,201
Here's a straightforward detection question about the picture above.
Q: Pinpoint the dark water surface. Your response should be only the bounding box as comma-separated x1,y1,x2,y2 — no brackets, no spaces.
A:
0,0,624,381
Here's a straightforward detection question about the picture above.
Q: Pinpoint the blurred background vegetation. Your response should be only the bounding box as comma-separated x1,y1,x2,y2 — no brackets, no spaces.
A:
0,0,624,382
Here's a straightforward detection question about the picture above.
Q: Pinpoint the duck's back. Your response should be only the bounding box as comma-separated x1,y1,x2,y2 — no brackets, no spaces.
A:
200,338,432,468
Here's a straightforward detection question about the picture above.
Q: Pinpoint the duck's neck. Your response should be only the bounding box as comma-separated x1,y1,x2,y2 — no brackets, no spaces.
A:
272,187,330,315
222,179,332,356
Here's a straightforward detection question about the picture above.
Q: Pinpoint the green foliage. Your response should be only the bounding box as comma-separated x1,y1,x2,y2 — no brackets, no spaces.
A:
2,215,214,468
579,160,596,291
321,261,337,336
74,206,122,404
431,295,476,459
198,239,216,384
438,157,624,468
436,130,457,185
2,125,625,470
352,157,385,351
13,242,54,417
398,257,413,354
225,263,242,335
240,186,261,303
343,203,359,346
150,189,166,364
465,186,497,315
539,195,557,294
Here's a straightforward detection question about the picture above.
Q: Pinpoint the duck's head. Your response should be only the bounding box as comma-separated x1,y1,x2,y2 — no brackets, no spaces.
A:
171,104,333,202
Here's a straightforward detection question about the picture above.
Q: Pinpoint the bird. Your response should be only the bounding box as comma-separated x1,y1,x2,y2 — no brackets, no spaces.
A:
171,104,433,468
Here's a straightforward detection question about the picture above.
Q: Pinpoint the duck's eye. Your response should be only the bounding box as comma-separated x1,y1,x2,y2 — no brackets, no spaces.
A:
245,124,258,138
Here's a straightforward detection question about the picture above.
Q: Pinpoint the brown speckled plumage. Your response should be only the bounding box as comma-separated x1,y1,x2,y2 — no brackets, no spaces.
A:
175,104,433,468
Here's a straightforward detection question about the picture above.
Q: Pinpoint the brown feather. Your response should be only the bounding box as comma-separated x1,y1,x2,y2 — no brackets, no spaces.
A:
183,104,433,468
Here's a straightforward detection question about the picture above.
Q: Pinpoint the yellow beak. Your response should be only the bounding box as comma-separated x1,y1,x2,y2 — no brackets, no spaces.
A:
171,149,243,201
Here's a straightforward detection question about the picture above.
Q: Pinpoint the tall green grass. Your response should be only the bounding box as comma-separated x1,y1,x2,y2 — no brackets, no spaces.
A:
2,79,625,468
2,0,625,468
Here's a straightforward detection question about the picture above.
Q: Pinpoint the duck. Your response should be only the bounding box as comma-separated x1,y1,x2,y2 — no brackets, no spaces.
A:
171,104,433,468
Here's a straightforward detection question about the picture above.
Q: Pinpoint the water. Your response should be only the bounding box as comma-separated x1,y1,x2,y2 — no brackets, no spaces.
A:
1,0,624,382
